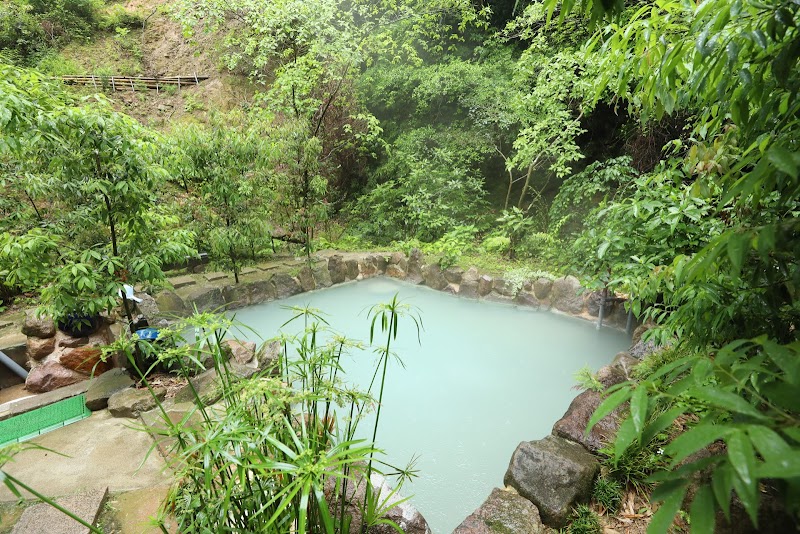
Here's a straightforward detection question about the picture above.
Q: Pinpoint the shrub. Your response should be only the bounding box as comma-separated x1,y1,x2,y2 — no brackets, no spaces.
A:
567,504,602,534
592,476,623,513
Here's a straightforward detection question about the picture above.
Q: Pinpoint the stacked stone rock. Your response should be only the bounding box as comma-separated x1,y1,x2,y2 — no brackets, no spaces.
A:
23,311,114,393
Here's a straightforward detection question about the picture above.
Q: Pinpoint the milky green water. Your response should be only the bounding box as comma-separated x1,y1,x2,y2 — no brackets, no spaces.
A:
228,277,630,533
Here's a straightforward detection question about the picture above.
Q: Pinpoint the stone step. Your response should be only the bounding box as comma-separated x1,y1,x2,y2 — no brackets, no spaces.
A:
12,488,108,534
167,275,195,289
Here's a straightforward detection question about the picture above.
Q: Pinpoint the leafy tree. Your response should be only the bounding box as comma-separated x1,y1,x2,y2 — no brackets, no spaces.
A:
168,118,273,281
0,63,194,327
547,0,800,530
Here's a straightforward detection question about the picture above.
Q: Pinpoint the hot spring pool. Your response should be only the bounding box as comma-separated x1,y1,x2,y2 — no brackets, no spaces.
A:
227,276,630,532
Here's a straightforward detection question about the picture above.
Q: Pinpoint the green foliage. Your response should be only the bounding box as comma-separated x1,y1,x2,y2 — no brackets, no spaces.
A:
166,115,273,280
0,63,194,320
107,300,420,533
592,476,623,514
0,0,103,64
573,365,604,393
566,504,602,534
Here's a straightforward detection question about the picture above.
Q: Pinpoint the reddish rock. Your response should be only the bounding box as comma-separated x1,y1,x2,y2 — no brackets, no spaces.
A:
57,332,90,348
552,390,624,453
224,340,257,365
26,336,56,361
60,346,111,375
25,361,85,393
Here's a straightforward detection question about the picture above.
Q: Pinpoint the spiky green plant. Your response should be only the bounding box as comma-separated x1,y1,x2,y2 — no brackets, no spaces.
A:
103,297,421,533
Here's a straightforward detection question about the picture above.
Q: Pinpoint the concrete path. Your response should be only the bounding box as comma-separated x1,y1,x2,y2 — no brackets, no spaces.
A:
0,411,168,502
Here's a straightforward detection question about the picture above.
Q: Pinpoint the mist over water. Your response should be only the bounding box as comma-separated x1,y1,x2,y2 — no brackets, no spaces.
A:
229,277,630,532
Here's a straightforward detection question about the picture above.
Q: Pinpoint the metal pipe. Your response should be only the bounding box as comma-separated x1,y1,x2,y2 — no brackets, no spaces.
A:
0,350,28,379
626,307,635,337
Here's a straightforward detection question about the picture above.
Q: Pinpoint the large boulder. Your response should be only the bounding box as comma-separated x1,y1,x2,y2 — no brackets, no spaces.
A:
453,488,543,534
492,278,517,297
60,346,110,375
296,266,316,291
585,291,604,317
25,361,86,393
328,255,348,284
22,311,55,338
257,340,282,372
272,273,302,299
134,293,160,322
550,276,584,315
407,248,424,279
385,263,406,279
462,267,480,283
310,261,332,288
249,279,277,304
459,280,479,299
223,340,257,365
178,285,225,313
154,290,187,317
514,291,540,308
552,390,624,453
26,336,55,361
504,435,599,528
108,386,166,418
532,278,553,300
477,275,493,297
345,259,360,280
422,264,448,290
444,266,465,284
85,368,135,411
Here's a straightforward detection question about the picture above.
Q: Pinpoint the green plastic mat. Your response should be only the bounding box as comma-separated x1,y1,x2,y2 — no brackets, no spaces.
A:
0,395,90,447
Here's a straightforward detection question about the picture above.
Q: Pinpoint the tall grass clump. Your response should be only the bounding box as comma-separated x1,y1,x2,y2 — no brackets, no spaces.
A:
105,297,421,533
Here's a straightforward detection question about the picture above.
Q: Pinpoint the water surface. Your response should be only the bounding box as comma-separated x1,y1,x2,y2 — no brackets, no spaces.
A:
229,277,629,532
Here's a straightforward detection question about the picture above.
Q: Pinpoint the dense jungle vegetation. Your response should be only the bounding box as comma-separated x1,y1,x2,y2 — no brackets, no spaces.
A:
0,0,798,532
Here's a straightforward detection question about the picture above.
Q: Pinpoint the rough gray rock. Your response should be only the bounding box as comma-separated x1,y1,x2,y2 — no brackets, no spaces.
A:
585,291,604,317
422,264,448,290
257,340,282,372
250,279,277,304
22,311,55,338
514,291,540,308
108,386,166,418
462,267,480,283
389,252,405,265
154,290,187,317
533,278,553,300
222,283,251,309
173,368,222,406
25,361,85,393
385,264,406,279
178,285,225,313
328,255,348,284
345,259,360,280
370,253,388,274
552,390,624,453
134,293,160,322
272,272,302,299
459,280,479,299
550,276,585,315
297,266,316,292
444,266,465,284
224,340,256,365
26,336,55,361
407,248,424,281
477,275,493,297
504,435,599,528
453,488,543,534
312,261,333,288
85,368,135,411
492,278,517,297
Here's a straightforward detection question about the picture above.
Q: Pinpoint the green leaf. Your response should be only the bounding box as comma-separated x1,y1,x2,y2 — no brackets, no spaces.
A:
648,480,688,534
630,385,648,435
688,387,765,420
767,146,799,179
690,485,715,534
614,416,638,459
726,430,756,487
666,424,733,466
587,386,632,434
